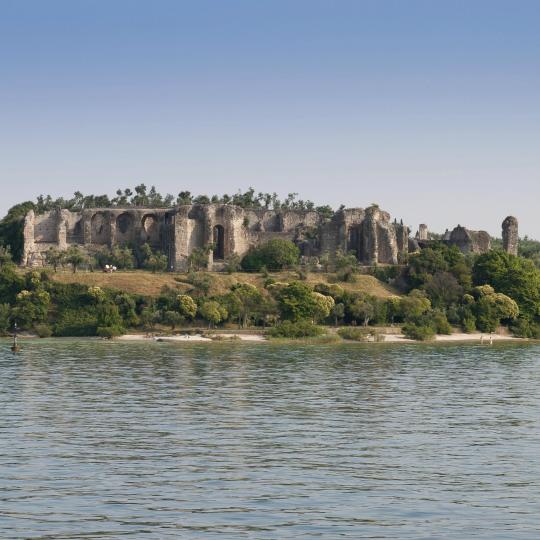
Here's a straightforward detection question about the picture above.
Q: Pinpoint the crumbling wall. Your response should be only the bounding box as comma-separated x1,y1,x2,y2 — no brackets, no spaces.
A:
446,226,491,254
21,203,417,270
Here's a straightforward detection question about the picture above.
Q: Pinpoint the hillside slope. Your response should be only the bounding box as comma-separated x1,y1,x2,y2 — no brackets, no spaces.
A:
50,270,400,298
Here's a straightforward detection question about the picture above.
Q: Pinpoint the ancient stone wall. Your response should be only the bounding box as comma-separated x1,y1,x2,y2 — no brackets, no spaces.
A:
26,203,513,270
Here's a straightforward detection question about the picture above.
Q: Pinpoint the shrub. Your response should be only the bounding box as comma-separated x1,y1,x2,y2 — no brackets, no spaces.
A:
461,315,477,333
267,320,325,339
97,325,125,339
34,323,53,338
337,327,372,341
54,309,98,336
432,311,452,335
510,317,540,339
402,323,436,341
224,254,242,274
0,303,11,335
241,239,300,272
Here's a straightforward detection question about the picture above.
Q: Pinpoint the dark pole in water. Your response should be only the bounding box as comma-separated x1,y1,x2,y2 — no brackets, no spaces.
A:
11,322,21,353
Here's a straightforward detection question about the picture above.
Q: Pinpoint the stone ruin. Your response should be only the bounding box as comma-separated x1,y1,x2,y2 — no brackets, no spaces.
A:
419,216,518,255
21,204,520,270
502,216,519,256
22,204,406,270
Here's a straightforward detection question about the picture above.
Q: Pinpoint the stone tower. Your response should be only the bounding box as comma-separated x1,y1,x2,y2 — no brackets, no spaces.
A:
502,216,518,256
416,224,428,241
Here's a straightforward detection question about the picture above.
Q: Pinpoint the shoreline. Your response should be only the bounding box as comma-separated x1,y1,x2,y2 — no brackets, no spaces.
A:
114,331,522,344
6,331,526,345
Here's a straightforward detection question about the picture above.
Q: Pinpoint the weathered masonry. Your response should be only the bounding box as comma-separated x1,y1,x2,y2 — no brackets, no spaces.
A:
21,204,519,270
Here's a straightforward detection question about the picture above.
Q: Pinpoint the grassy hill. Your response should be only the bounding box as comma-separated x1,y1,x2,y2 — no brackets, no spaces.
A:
50,269,400,298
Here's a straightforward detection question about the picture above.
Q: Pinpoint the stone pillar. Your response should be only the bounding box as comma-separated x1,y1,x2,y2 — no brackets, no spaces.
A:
109,212,117,247
57,210,70,250
22,210,36,266
83,211,92,244
502,216,518,256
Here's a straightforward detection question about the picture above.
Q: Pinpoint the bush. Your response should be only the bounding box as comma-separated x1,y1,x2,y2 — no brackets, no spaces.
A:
461,315,477,333
432,311,452,335
402,323,436,341
510,317,540,339
34,323,53,338
267,320,325,339
97,325,125,339
338,327,372,342
241,239,300,272
54,309,98,336
0,303,11,335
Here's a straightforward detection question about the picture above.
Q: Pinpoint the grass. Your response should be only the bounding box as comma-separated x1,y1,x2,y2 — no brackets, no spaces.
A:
48,269,401,298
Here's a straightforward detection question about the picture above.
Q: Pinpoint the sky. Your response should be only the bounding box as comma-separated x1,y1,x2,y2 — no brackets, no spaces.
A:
0,0,539,237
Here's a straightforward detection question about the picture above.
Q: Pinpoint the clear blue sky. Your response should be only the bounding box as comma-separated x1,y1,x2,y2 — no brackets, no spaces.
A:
1,0,539,237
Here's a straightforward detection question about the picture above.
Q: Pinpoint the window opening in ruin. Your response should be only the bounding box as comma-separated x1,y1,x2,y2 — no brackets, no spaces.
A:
213,225,225,260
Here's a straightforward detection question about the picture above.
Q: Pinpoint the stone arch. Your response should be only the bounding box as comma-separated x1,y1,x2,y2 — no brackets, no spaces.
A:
142,214,160,245
213,225,225,260
116,212,134,243
91,212,110,245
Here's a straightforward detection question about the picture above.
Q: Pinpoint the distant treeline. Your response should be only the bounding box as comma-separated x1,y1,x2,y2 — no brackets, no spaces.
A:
28,185,336,215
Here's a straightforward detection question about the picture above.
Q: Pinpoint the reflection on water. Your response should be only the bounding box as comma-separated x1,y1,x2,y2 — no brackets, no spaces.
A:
1,339,540,539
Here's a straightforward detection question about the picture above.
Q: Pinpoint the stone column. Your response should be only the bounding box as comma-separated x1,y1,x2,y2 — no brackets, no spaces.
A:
502,216,518,256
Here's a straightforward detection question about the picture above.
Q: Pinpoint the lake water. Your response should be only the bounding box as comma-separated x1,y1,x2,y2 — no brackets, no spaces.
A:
1,339,540,539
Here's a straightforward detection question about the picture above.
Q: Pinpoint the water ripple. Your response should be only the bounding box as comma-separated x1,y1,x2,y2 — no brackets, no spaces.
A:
1,340,540,538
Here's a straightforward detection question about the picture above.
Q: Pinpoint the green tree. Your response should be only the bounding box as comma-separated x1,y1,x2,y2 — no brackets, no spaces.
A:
140,306,161,330
241,239,300,272
332,302,345,326
472,285,519,332
311,292,335,323
473,250,540,320
334,249,358,282
226,283,263,327
115,293,139,326
144,252,168,273
400,289,431,321
45,247,65,272
12,289,51,328
64,246,86,273
349,298,375,326
177,294,197,320
96,302,125,337
163,310,185,330
188,245,212,271
424,271,463,309
274,281,318,322
199,300,227,328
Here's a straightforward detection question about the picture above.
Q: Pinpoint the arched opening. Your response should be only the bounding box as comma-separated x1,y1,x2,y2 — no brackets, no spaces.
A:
213,225,225,260
142,214,159,245
91,212,109,245
116,212,134,243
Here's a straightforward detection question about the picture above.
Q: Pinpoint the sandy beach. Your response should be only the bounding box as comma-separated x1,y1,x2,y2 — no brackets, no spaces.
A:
116,331,520,344
116,333,267,342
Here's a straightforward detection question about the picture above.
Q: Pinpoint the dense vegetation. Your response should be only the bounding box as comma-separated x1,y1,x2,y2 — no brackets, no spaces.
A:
375,242,540,339
1,234,539,341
